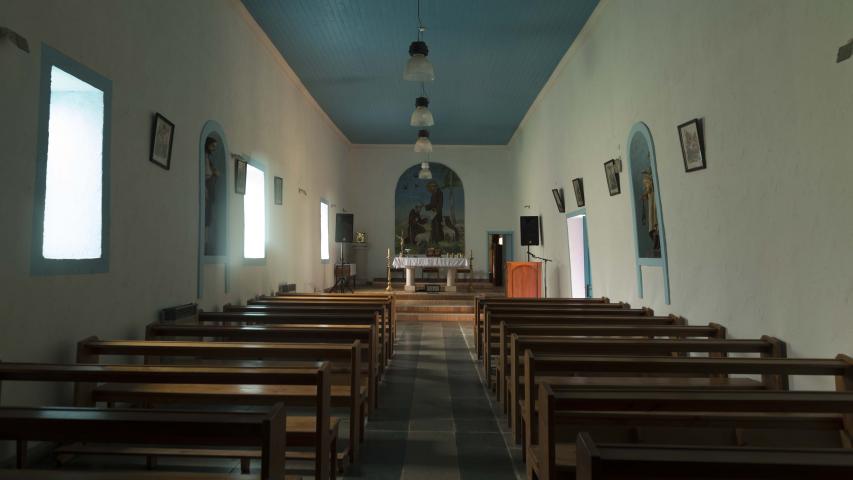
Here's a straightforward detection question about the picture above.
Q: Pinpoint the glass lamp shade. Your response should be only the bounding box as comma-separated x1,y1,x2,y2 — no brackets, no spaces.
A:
414,136,433,153
410,96,434,127
404,42,434,81
404,55,435,82
418,162,432,179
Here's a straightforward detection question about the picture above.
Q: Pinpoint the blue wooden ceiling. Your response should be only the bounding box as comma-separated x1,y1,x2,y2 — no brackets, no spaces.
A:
241,0,598,145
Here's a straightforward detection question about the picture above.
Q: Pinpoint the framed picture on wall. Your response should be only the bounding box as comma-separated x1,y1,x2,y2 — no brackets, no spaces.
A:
678,118,706,172
149,113,174,170
274,176,283,205
234,157,247,195
604,159,620,196
572,178,585,207
551,188,565,213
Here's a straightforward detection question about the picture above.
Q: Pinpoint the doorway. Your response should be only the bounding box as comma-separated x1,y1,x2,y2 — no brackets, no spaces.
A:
565,210,591,298
487,231,513,287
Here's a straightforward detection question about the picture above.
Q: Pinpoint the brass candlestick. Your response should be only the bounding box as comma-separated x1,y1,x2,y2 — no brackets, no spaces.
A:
385,247,393,292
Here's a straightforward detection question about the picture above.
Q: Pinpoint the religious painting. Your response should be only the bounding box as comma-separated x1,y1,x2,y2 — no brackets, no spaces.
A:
394,162,465,255
678,118,706,172
150,113,174,170
604,159,620,196
274,176,283,205
551,188,565,213
234,156,247,194
572,178,585,207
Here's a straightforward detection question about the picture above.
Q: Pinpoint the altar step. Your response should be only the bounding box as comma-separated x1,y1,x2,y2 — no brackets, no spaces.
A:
395,298,476,322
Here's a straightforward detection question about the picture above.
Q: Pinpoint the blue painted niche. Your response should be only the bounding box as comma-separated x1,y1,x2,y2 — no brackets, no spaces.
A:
626,123,670,304
197,121,230,298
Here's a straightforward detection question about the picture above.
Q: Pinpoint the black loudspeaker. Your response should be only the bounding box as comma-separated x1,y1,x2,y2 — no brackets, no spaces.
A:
520,216,540,246
335,213,354,243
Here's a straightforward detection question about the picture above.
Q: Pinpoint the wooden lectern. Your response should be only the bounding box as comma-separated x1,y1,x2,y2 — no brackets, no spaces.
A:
505,261,542,298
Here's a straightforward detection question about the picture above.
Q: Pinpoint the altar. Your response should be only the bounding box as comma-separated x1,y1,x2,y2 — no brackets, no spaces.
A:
392,256,470,292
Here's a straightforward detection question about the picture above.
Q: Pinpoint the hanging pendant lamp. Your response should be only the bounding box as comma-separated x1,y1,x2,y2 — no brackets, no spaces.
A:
404,1,434,82
410,96,434,127
404,40,434,82
414,129,433,153
418,161,433,179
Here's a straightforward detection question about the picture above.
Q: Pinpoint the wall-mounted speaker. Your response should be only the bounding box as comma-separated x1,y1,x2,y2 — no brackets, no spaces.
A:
520,216,540,246
335,213,354,243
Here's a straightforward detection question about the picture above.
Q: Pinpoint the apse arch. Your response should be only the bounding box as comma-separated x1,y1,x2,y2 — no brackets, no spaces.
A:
626,122,670,304
197,120,230,298
394,162,465,255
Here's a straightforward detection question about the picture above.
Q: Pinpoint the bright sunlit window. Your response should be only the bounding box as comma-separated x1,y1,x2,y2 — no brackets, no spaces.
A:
43,66,105,260
34,47,112,275
243,164,266,259
320,200,330,261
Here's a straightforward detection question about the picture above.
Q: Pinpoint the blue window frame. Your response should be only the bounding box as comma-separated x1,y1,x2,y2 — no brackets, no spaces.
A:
32,45,112,275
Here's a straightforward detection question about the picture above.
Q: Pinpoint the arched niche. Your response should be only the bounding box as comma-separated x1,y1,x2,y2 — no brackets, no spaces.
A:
626,122,670,304
394,162,465,255
197,120,230,298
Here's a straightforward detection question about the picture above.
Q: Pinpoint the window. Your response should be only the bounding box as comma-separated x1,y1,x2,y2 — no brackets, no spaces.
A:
320,200,330,261
33,46,111,274
243,163,266,259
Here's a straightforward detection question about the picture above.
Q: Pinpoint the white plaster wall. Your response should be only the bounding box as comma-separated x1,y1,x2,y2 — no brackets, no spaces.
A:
0,0,350,407
510,0,853,388
346,145,515,282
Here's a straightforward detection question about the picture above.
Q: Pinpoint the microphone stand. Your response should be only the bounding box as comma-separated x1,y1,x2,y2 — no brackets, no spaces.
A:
527,251,552,298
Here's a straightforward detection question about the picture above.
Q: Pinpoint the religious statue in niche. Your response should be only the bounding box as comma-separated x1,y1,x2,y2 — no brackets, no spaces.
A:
639,169,661,257
394,163,465,255
204,136,221,255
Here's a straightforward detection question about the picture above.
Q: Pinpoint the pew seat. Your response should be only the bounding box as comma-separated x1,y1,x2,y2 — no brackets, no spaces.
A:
0,405,287,480
574,432,853,479
0,472,302,480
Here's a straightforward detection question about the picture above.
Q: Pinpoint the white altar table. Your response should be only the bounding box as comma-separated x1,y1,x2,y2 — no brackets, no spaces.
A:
392,257,470,292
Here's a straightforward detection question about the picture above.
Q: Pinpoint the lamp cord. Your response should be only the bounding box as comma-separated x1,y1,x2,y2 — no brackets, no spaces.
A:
417,0,423,40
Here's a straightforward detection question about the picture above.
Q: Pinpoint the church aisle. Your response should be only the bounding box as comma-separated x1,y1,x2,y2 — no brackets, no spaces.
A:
345,321,521,480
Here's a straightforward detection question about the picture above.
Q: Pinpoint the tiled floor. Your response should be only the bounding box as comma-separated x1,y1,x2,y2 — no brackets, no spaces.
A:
345,321,523,480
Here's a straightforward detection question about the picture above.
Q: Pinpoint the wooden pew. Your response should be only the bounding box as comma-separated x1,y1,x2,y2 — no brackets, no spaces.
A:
522,353,853,474
0,404,289,480
531,387,853,480
495,321,729,409
0,363,333,480
574,432,853,480
0,472,289,480
483,308,661,361
483,314,685,388
253,295,394,353
476,298,629,358
475,297,615,335
145,322,379,412
505,335,786,443
217,307,389,368
77,337,365,464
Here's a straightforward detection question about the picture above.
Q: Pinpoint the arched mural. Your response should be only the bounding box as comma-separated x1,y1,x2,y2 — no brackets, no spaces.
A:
394,163,464,255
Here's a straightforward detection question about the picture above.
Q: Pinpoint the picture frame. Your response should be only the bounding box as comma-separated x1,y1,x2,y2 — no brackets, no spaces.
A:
234,157,247,195
551,188,565,213
572,178,585,207
604,159,620,196
149,113,174,170
274,176,283,205
678,118,706,172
